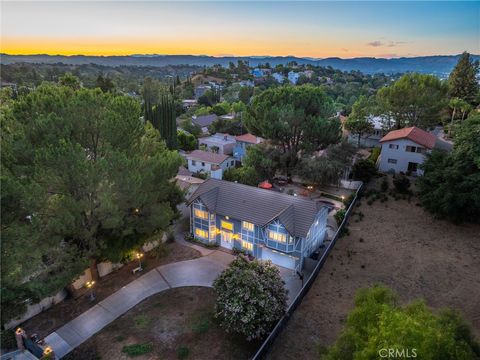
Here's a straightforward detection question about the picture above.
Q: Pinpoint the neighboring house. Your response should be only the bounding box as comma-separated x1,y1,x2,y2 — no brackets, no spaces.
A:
272,72,285,83
186,150,235,179
233,133,264,161
188,178,329,271
251,68,264,78
175,167,205,200
304,70,315,79
198,133,237,155
238,80,254,87
288,71,300,84
378,126,453,175
194,85,211,99
347,116,387,148
191,114,218,134
182,99,197,109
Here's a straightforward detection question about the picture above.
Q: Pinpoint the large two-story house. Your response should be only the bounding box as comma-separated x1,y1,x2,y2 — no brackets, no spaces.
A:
378,126,452,175
188,179,329,271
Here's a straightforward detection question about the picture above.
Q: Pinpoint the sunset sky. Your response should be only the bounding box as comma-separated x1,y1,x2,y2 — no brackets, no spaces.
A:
1,1,478,58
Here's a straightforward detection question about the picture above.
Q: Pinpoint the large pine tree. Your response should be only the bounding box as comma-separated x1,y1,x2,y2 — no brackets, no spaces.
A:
449,52,479,105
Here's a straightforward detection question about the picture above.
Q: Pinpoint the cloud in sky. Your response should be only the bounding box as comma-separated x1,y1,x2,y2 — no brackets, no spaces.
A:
368,40,408,48
368,41,384,47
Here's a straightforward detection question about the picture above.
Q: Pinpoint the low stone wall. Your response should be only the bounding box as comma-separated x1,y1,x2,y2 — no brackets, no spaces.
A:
6,237,166,330
5,290,68,330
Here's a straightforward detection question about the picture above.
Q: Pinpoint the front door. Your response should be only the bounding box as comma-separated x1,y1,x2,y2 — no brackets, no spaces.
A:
220,231,233,249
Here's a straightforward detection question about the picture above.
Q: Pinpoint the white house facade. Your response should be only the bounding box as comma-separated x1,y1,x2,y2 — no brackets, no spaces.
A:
186,150,235,179
378,126,452,175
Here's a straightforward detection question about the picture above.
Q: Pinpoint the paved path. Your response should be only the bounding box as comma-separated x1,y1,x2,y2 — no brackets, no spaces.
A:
44,251,234,359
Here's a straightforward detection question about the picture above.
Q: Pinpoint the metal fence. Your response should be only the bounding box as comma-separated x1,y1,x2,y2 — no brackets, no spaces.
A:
252,184,364,360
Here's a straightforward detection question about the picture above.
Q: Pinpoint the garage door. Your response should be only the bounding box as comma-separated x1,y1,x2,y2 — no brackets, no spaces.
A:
261,247,296,270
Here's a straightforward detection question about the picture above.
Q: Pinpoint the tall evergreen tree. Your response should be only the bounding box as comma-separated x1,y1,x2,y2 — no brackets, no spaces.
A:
1,84,183,324
449,52,479,105
144,93,177,149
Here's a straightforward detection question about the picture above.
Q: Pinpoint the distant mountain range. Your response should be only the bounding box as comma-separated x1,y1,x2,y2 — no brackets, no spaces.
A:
1,53,478,75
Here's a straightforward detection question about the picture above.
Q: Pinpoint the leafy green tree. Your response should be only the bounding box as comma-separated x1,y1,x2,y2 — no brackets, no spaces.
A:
95,74,115,93
238,86,254,104
177,130,196,151
223,166,260,186
376,73,448,129
324,285,480,360
179,118,202,137
212,101,231,116
418,113,480,223
344,95,374,146
246,85,340,175
352,159,377,183
243,143,280,181
58,72,81,90
449,52,479,105
1,84,183,323
213,258,287,341
298,142,355,186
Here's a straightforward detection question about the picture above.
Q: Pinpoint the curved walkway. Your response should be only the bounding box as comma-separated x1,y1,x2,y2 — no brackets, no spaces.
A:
44,251,234,359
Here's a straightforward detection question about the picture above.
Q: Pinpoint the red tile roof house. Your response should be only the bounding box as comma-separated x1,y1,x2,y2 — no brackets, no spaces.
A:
378,126,452,175
185,150,235,180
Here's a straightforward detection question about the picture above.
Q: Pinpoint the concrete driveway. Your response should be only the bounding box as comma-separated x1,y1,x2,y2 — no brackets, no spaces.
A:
44,250,234,359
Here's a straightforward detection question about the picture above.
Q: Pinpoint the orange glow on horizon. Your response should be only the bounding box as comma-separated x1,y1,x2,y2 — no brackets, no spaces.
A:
1,36,416,59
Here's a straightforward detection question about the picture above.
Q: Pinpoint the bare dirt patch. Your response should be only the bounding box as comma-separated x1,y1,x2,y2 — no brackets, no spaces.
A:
21,242,201,339
64,287,258,360
269,183,480,359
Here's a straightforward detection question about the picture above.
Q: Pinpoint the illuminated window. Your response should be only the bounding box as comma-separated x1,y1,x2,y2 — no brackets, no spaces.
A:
221,221,233,231
242,221,254,231
268,231,287,243
195,228,208,239
242,241,253,251
194,209,208,219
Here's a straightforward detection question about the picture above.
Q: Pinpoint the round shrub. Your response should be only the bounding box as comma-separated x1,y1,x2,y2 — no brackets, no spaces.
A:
213,258,287,341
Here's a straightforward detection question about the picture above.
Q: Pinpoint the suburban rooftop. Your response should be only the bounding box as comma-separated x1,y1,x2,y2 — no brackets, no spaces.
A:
186,150,229,164
188,178,325,238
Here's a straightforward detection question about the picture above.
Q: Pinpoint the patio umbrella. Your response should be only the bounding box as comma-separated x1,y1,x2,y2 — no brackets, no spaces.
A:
258,180,273,189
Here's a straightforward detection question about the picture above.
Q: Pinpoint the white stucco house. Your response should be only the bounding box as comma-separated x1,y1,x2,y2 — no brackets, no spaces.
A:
198,133,236,155
378,126,452,175
186,150,235,179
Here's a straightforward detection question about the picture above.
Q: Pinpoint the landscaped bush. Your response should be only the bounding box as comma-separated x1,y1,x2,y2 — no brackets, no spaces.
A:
380,177,389,192
334,209,347,225
393,175,411,194
213,258,287,340
121,343,153,357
